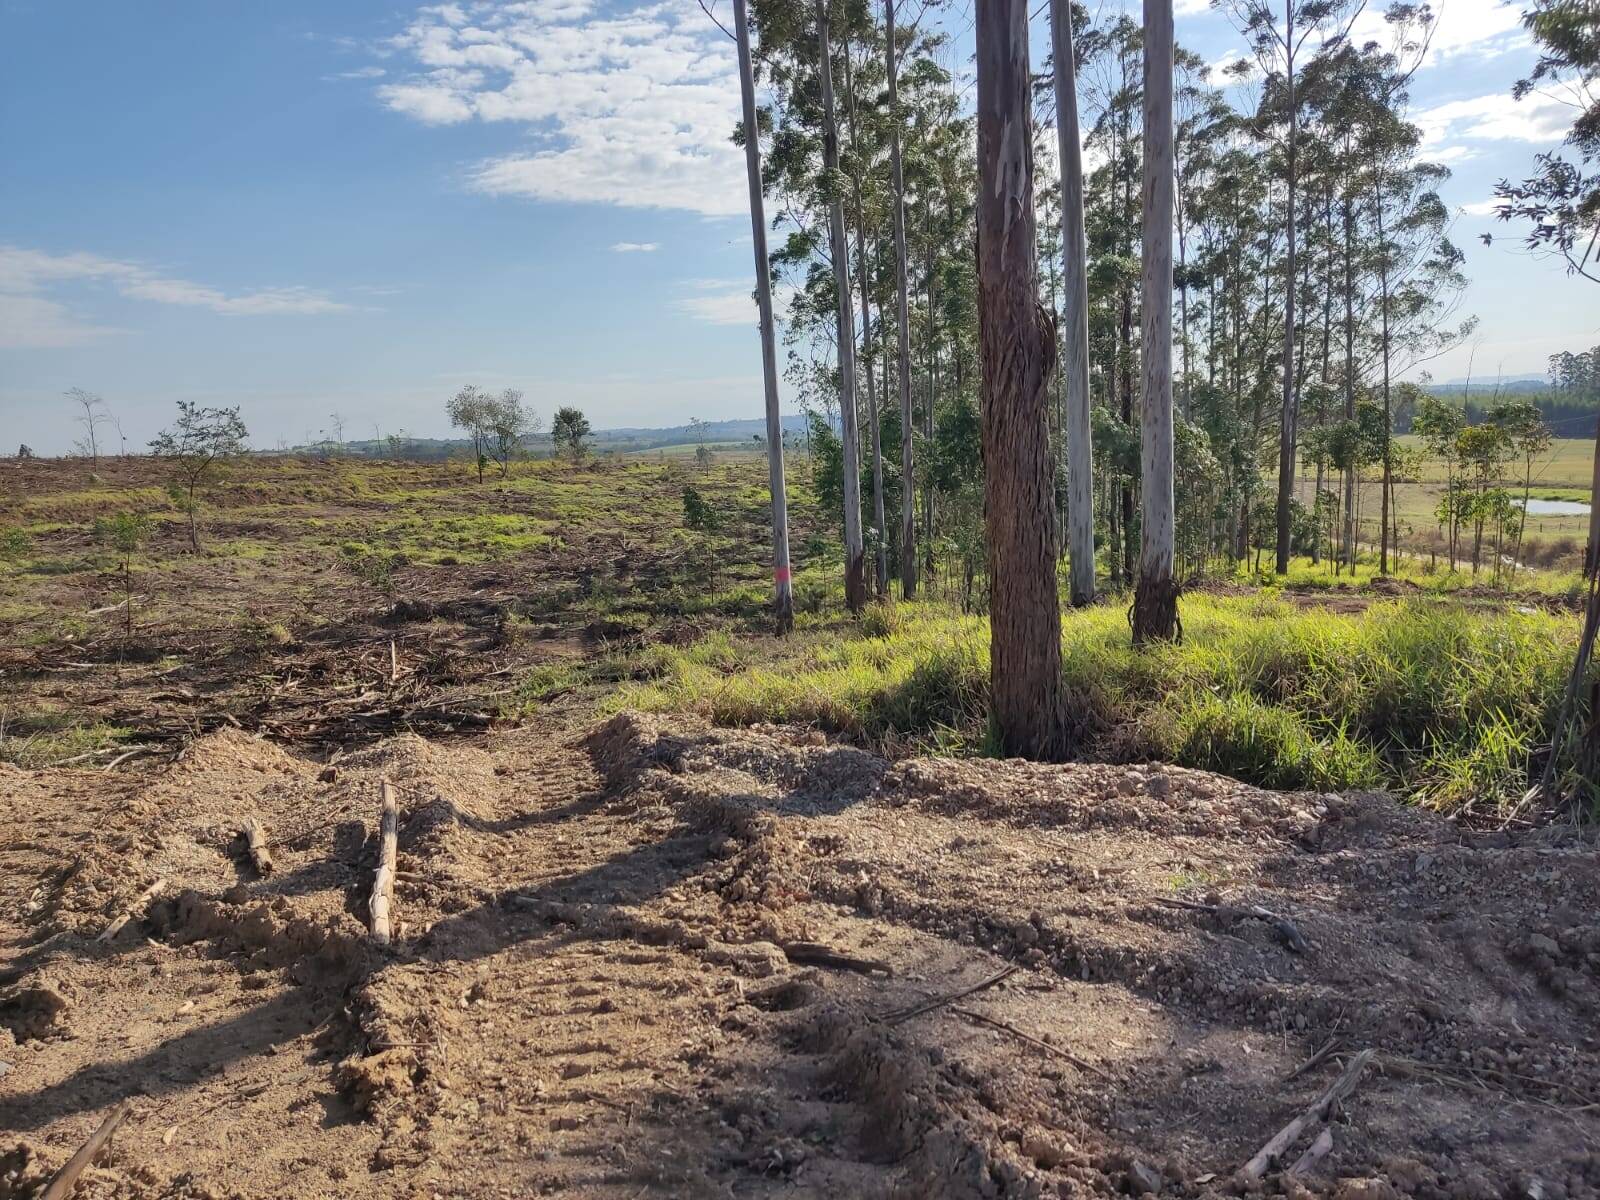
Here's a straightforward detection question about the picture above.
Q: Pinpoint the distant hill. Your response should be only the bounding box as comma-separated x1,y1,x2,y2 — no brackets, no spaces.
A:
310,415,811,460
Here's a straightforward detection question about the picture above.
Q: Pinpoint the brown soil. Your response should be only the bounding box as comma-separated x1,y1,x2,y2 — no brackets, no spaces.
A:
3,714,1598,1199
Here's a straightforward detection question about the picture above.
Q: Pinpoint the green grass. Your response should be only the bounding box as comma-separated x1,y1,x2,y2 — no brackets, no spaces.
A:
612,593,1581,812
0,708,134,767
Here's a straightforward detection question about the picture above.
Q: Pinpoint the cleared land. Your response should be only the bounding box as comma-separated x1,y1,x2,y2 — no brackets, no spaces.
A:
2,453,1597,1198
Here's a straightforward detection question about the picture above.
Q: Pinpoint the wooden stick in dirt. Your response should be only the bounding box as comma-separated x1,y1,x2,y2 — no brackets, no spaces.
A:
951,1005,1111,1079
240,818,274,877
41,1100,132,1200
884,963,1021,1024
97,879,166,943
1239,1049,1374,1183
780,941,892,976
370,781,398,946
389,639,399,684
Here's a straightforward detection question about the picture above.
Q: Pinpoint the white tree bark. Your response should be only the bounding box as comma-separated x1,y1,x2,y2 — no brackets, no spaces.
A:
1050,0,1096,608
734,0,795,631
818,0,868,611
886,0,916,599
1134,0,1178,643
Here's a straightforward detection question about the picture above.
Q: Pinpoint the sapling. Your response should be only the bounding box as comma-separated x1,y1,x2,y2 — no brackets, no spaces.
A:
93,510,151,651
150,402,248,552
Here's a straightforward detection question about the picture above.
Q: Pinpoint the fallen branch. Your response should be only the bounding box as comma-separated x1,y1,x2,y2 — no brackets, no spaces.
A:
951,1005,1110,1079
1284,1034,1343,1083
1154,896,1309,954
883,963,1021,1024
42,1100,132,1200
780,940,892,976
1239,1048,1374,1183
98,879,166,943
370,781,398,946
103,746,162,771
240,818,274,877
1286,1127,1334,1178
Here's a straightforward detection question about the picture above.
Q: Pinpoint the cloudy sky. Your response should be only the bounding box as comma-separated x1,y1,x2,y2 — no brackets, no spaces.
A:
1,0,1593,453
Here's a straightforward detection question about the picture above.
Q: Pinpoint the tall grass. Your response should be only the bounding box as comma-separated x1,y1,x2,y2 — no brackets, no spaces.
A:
611,594,1579,810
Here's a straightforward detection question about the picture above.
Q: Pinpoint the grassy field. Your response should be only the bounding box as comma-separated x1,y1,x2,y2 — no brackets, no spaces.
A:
1295,436,1596,570
1,449,1590,815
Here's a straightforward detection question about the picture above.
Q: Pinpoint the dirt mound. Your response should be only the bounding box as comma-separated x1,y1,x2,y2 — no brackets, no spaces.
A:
2,713,1597,1197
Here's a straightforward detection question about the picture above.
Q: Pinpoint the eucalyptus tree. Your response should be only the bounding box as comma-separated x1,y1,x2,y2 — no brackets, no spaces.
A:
1492,0,1600,282
1050,0,1097,606
817,0,869,610
1134,0,1179,642
884,0,917,596
841,17,891,595
975,0,1067,758
1216,0,1365,574
752,0,869,610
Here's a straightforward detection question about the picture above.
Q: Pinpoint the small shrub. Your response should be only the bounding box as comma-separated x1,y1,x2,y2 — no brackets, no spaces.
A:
682,485,719,531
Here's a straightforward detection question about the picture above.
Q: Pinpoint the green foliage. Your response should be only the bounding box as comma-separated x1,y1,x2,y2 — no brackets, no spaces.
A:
93,511,152,557
552,407,592,460
681,485,719,531
617,594,1580,811
0,526,30,563
859,601,901,639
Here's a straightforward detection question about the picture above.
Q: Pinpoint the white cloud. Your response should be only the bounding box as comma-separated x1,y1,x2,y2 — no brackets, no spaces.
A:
1460,199,1501,216
1347,0,1527,68
0,246,349,348
674,277,797,326
326,66,387,81
1415,90,1575,163
611,241,659,252
0,293,119,350
676,288,755,326
374,0,747,217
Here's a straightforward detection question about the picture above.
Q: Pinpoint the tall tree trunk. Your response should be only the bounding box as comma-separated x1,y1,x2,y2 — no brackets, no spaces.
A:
843,34,889,598
734,0,794,632
975,0,1067,760
1341,188,1356,571
1586,409,1600,578
1134,0,1177,643
1120,290,1136,582
922,195,937,582
1274,0,1298,575
886,0,917,599
1376,172,1392,576
818,0,867,611
1050,0,1096,607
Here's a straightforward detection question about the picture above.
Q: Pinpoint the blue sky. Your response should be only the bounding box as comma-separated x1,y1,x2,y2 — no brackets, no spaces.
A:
0,0,1593,454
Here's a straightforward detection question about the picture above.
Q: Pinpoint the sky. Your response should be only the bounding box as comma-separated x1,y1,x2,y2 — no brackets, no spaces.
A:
0,0,1594,455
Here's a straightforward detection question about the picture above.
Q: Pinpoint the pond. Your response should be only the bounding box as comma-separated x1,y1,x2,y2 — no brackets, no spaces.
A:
1521,498,1592,516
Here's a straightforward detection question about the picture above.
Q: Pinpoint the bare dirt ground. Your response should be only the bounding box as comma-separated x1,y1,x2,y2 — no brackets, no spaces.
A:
4,711,1598,1199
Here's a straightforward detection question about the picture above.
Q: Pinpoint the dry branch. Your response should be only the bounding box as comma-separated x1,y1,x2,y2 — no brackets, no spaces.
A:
97,879,166,943
370,781,398,945
240,818,274,877
780,941,892,976
1287,1127,1334,1177
41,1100,132,1200
1154,896,1309,954
951,1005,1110,1079
1239,1048,1374,1183
883,963,1021,1024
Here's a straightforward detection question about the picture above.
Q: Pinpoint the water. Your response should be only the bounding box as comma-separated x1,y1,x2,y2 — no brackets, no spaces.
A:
1520,498,1591,516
